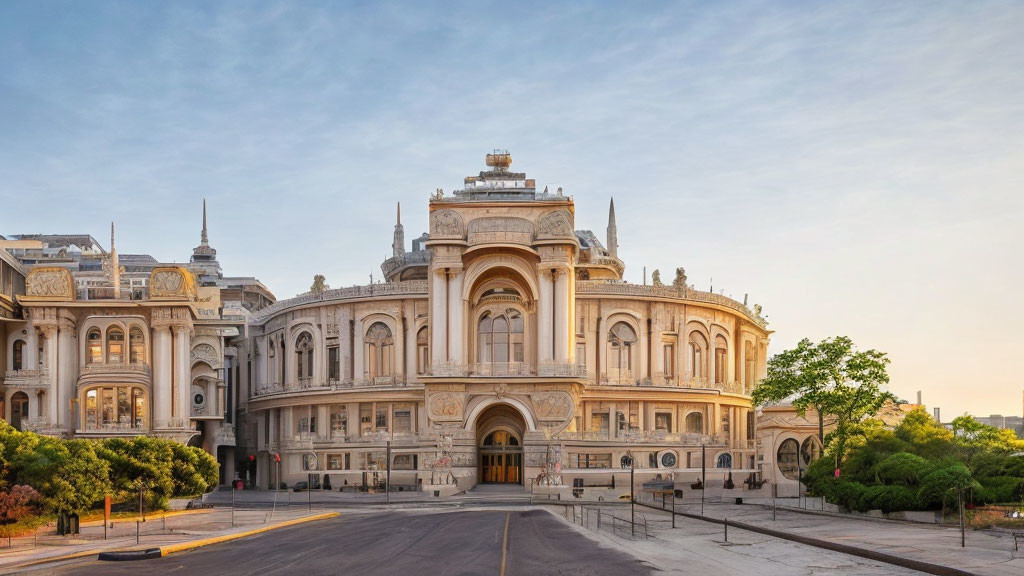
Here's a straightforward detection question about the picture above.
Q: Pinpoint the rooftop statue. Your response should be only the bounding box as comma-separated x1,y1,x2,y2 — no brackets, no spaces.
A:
651,269,664,287
672,267,688,290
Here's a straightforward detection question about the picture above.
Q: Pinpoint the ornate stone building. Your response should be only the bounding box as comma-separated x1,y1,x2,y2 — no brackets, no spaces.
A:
0,209,275,484
238,153,771,492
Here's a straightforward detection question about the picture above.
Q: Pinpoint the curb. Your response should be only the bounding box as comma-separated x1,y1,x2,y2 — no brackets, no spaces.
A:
634,501,980,576
156,511,338,557
98,548,162,561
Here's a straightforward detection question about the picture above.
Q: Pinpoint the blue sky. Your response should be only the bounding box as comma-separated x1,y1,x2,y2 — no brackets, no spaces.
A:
2,1,1022,418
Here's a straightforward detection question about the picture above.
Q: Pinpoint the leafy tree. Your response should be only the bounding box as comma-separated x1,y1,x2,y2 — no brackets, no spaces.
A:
752,336,895,464
8,436,109,514
169,443,219,497
97,437,175,509
0,485,41,546
951,414,1024,468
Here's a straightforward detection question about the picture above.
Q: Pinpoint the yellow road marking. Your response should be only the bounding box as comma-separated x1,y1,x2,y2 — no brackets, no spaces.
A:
499,512,510,576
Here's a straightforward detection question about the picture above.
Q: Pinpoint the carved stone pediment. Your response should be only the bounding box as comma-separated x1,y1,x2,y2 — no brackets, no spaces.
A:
531,391,574,421
430,210,465,239
149,267,196,300
429,392,464,420
536,210,574,239
24,267,75,300
467,217,533,246
191,342,221,368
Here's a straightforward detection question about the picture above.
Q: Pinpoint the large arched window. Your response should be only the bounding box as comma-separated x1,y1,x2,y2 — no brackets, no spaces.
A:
716,452,733,469
607,322,637,378
689,332,707,380
685,411,704,434
10,392,29,431
416,327,429,375
107,328,124,364
714,334,728,384
83,386,147,430
295,332,313,381
87,329,102,364
477,312,524,368
777,438,800,480
12,340,24,371
129,327,145,364
365,323,393,379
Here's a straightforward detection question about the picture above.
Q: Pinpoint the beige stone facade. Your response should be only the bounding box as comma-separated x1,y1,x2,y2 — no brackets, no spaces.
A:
240,154,771,492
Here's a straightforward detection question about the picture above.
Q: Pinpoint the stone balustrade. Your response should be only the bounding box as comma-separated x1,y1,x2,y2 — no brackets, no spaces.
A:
252,280,428,323
3,369,48,387
576,280,767,327
80,362,152,377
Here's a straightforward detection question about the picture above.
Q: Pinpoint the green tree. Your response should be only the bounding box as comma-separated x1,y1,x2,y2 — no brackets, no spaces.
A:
169,443,219,497
97,437,175,509
9,436,109,515
752,336,895,464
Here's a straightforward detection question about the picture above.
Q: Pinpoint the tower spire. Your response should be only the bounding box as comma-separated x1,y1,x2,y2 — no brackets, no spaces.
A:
201,198,209,246
109,221,121,298
392,201,406,257
607,197,618,259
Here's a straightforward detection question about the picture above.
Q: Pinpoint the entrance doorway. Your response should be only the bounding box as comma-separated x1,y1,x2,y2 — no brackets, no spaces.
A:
474,403,527,485
10,392,29,431
480,431,522,484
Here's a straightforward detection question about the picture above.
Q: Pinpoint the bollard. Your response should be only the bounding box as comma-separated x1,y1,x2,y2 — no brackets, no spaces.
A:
724,517,728,542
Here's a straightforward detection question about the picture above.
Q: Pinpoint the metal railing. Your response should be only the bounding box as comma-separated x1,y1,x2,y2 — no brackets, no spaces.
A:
564,504,648,540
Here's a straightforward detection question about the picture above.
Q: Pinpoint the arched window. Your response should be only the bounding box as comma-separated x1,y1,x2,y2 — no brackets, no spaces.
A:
107,328,124,364
129,327,145,364
777,438,800,480
82,386,147,430
87,329,102,364
800,437,821,467
10,392,29,431
607,322,637,377
689,332,707,380
365,323,393,379
295,332,313,381
416,327,429,375
716,452,732,469
477,312,524,368
714,334,728,384
12,340,24,371
685,411,704,434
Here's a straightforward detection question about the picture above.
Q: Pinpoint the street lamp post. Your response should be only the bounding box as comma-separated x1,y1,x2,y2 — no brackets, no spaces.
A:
630,462,635,536
701,443,706,516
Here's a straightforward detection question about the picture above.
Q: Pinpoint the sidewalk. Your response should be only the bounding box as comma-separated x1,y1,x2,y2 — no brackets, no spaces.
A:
630,497,1023,576
0,508,336,574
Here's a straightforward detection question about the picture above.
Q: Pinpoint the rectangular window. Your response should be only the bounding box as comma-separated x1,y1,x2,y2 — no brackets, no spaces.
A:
576,343,586,368
394,409,412,433
664,344,674,377
328,454,344,470
575,453,611,469
393,454,417,470
590,411,609,436
655,412,672,432
328,346,340,381
375,405,388,431
360,404,372,436
299,417,309,434
330,406,347,438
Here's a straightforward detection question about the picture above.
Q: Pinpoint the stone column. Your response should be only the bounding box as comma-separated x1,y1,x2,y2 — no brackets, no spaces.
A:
595,314,604,384
554,269,569,363
537,267,553,364
447,269,464,364
42,327,58,424
173,324,192,427
430,270,447,366
317,405,329,439
152,326,171,427
25,323,38,371
58,319,77,430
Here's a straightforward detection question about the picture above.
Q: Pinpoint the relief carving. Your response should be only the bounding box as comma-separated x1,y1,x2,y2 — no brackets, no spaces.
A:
151,269,184,296
25,268,74,299
533,392,573,420
536,210,573,238
429,393,463,418
430,210,465,238
191,343,220,367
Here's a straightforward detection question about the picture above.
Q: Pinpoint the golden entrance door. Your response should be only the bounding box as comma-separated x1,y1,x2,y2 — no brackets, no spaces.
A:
480,430,522,484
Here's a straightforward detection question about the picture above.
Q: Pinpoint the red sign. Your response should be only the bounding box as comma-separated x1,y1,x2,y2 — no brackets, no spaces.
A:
835,468,841,478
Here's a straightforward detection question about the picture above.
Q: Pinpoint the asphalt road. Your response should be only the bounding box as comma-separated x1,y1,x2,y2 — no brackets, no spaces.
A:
46,510,652,576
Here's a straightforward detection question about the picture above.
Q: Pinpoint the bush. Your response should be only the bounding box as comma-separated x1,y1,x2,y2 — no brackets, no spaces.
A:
170,443,219,497
8,436,110,515
862,484,921,513
875,452,933,486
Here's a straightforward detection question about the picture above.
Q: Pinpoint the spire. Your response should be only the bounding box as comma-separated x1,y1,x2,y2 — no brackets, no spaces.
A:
201,198,209,246
109,221,121,298
392,201,406,257
607,197,618,259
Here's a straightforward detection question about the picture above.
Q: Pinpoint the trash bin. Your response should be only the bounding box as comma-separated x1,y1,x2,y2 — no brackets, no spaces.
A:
735,497,743,505
433,490,440,498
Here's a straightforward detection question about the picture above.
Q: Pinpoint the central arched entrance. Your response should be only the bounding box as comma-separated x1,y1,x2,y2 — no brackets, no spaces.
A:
476,403,526,485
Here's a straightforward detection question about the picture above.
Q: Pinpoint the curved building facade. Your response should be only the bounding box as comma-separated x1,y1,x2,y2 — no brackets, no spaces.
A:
240,153,771,492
